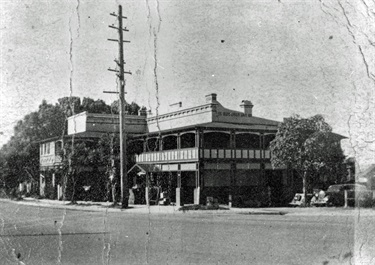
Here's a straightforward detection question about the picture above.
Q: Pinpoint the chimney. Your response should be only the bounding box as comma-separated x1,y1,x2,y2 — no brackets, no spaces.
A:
170,101,182,111
205,93,217,103
240,100,253,116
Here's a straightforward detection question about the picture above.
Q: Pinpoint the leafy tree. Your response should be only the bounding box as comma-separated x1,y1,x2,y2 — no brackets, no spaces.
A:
0,96,145,198
269,114,345,206
59,139,101,202
96,133,145,204
127,102,141,115
37,100,66,138
0,100,66,192
98,133,120,204
57,97,81,117
81,98,111,114
81,97,95,112
110,100,143,115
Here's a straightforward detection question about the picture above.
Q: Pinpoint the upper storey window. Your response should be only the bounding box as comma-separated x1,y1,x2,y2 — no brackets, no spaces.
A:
203,132,230,149
235,133,260,149
55,141,62,155
162,135,177,150
146,138,160,152
181,133,195,149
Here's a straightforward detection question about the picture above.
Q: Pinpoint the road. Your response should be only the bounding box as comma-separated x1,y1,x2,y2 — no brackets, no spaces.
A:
0,201,373,265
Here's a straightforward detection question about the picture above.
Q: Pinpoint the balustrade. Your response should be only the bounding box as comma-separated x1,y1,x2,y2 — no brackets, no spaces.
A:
135,147,271,163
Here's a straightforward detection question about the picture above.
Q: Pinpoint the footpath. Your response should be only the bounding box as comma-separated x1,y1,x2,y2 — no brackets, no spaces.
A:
1,197,375,217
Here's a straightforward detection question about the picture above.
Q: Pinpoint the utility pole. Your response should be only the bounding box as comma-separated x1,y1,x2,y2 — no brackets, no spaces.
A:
107,5,131,208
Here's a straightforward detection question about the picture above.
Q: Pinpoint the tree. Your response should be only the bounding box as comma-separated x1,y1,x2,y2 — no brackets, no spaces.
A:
59,139,101,202
0,100,66,193
81,97,111,114
57,97,81,117
98,133,120,204
56,97,143,203
0,96,144,197
269,114,345,206
127,102,141,115
110,100,142,115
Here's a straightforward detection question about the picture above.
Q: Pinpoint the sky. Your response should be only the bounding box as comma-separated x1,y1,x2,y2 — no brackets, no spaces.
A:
1,0,374,170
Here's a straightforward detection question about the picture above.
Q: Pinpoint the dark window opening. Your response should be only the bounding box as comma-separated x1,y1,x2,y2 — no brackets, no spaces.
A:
55,141,62,155
181,133,195,148
235,133,260,149
203,132,230,149
147,138,160,152
162,135,177,150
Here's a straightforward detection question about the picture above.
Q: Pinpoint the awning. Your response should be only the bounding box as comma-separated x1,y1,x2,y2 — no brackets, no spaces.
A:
127,164,162,174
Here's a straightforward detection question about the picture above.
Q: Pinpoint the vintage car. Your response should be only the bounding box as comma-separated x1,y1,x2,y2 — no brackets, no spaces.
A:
310,190,328,207
289,193,313,207
325,184,373,207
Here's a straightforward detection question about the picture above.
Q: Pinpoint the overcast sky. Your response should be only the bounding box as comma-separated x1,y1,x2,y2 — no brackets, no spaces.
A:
1,0,374,169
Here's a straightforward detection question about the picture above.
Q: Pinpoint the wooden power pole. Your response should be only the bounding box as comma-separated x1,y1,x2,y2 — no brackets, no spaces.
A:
107,5,131,208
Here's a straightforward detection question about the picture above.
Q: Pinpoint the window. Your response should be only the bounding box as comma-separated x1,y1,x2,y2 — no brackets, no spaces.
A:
55,141,62,155
162,135,177,150
235,133,260,149
203,132,230,149
181,133,195,148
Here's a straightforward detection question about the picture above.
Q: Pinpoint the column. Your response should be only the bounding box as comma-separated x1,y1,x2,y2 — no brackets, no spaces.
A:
196,129,204,149
230,131,235,149
194,130,202,205
145,173,151,206
52,173,55,187
52,173,56,200
40,173,45,197
177,133,181,150
194,162,203,205
159,136,163,151
195,129,200,148
143,138,147,152
229,163,236,208
57,184,62,200
176,171,183,207
260,133,265,181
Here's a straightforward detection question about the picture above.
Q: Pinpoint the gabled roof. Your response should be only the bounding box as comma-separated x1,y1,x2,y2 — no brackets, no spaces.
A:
127,163,161,174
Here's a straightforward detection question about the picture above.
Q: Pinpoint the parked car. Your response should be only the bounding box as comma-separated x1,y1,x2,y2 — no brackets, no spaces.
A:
310,190,328,207
325,184,372,207
289,193,313,207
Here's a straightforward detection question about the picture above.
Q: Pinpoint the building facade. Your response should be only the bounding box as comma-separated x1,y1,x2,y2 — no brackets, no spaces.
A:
128,94,294,206
40,94,298,206
39,111,147,200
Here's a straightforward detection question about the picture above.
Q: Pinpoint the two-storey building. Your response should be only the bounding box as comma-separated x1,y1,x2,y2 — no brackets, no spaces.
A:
40,93,298,206
39,111,147,200
128,94,292,206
